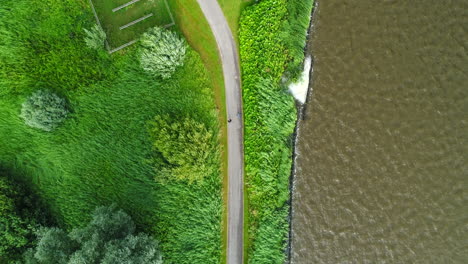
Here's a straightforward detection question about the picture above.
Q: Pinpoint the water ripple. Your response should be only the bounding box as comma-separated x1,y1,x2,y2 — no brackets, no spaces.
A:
291,0,468,263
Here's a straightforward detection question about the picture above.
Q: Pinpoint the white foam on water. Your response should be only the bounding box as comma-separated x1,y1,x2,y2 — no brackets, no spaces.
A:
289,56,312,104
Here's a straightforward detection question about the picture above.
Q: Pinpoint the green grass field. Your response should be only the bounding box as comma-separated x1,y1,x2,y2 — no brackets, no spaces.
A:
0,0,225,262
92,0,174,48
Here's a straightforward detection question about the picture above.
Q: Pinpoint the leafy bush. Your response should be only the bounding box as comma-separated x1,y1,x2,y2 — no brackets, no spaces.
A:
84,24,107,50
20,90,69,132
0,178,34,260
0,173,50,262
24,205,162,264
148,115,218,183
140,27,187,79
239,0,314,262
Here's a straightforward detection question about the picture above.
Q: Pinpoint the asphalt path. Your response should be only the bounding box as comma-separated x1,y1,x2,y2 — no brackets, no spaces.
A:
195,1,244,263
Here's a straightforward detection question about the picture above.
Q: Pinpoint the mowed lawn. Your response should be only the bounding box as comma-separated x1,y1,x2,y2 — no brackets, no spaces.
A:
92,0,173,48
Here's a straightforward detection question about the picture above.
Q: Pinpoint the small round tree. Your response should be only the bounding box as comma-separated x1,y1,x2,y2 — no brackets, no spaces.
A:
139,27,187,79
20,90,68,132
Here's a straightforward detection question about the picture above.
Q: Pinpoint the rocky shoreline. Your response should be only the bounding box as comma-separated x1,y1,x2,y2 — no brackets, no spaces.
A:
286,1,318,262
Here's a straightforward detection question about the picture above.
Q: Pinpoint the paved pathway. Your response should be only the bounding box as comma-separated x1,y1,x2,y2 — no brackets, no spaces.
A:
195,1,244,263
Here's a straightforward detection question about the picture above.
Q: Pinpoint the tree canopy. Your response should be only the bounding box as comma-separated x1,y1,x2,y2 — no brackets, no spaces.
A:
24,205,162,264
0,172,49,262
20,90,69,132
148,115,218,183
0,177,34,260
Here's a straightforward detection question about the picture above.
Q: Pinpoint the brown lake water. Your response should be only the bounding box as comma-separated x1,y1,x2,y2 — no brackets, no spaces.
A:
290,1,468,263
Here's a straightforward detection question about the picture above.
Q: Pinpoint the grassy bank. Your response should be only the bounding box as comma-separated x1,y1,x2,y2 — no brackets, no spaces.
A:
217,0,254,43
0,0,224,263
238,0,314,262
168,0,229,262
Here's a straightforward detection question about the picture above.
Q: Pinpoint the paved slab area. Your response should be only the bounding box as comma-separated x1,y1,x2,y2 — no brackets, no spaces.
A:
89,0,174,51
112,0,141,12
119,13,154,30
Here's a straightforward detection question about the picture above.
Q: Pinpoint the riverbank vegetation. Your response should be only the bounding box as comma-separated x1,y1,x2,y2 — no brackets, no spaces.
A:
0,0,223,263
239,0,314,262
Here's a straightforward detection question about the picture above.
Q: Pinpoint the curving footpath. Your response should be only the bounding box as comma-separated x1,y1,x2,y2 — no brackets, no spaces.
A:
195,1,244,263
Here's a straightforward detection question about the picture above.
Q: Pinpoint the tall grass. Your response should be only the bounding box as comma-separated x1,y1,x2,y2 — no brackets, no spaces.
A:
167,2,230,261
239,0,314,262
281,0,315,81
217,0,254,43
0,0,222,263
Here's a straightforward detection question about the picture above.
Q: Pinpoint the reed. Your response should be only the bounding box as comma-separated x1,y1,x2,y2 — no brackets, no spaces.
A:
239,0,314,262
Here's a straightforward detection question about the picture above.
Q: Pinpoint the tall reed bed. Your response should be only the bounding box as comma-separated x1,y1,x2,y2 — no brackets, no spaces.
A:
239,0,314,262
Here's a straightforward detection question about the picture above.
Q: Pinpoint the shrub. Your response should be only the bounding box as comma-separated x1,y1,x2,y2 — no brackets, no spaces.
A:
0,173,50,262
20,90,68,132
84,24,107,51
148,115,218,183
0,177,33,260
24,205,162,264
140,27,187,79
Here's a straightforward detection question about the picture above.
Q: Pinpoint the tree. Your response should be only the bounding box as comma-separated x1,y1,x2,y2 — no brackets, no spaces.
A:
140,27,187,79
84,24,106,51
30,228,76,264
148,115,217,183
0,177,33,260
25,205,162,264
20,90,69,132
0,173,49,262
